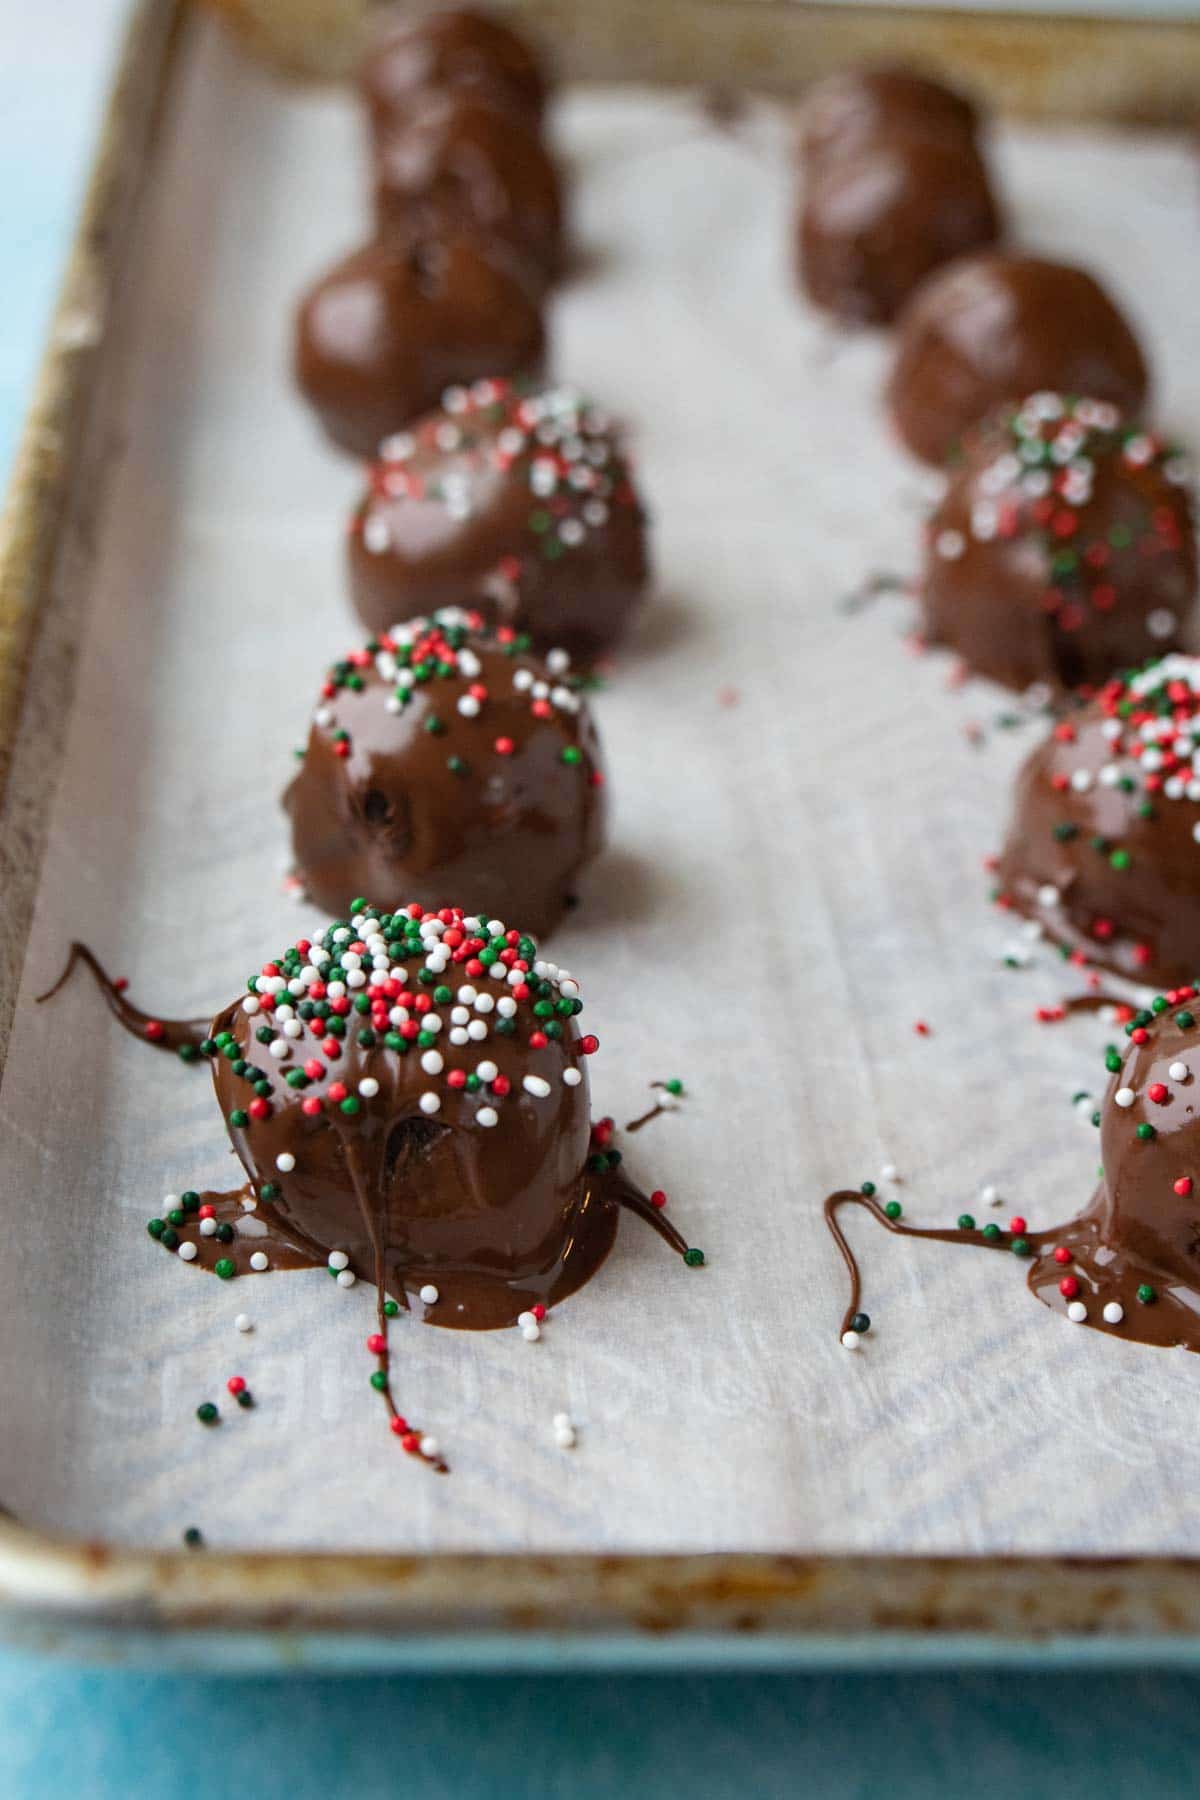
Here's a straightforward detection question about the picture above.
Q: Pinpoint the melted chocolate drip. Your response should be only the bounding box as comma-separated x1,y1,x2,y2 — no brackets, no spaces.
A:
824,1187,1200,1354
36,943,211,1053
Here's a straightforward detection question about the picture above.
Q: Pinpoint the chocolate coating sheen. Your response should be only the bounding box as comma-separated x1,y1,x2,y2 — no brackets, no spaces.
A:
923,397,1196,692
1046,1000,1200,1350
349,381,649,659
285,608,605,938
800,65,982,169
294,235,545,459
997,657,1200,988
373,92,563,285
798,135,1000,326
887,254,1150,467
361,6,547,132
210,903,606,1329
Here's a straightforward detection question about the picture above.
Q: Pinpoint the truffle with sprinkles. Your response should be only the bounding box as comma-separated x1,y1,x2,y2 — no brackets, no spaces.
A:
995,655,1200,988
284,606,605,936
824,982,1200,1356
42,901,699,1465
886,253,1150,467
348,381,650,659
293,234,545,460
922,396,1196,691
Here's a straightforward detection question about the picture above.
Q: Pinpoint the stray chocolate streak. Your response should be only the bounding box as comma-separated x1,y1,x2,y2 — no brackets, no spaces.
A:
36,943,211,1053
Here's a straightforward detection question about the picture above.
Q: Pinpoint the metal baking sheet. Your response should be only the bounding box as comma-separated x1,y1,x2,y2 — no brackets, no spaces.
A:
2,10,1200,1566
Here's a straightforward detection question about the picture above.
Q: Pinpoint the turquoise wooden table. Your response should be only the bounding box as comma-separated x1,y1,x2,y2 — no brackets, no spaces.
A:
5,3,1200,1793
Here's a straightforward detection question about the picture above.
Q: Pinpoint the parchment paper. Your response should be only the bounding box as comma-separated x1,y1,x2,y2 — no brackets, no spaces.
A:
2,16,1199,1553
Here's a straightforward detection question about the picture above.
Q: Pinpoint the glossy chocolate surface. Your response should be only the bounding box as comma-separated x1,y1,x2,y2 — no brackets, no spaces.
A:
294,235,545,459
800,66,981,169
349,380,649,658
997,657,1200,988
798,134,1000,326
361,6,547,132
373,92,563,284
923,396,1196,691
887,254,1150,467
284,608,606,937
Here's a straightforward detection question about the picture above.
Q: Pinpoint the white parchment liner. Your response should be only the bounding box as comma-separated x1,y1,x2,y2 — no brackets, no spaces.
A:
1,19,1199,1552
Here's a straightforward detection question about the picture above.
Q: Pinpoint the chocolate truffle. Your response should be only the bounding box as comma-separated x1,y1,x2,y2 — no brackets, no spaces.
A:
922,396,1196,691
799,66,981,170
996,656,1200,988
294,235,545,459
372,92,563,285
797,135,1000,326
348,380,650,657
361,6,547,133
1050,990,1200,1349
285,607,605,936
887,254,1151,467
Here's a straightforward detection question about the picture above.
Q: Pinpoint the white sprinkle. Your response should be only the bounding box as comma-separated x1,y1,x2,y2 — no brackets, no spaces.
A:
497,996,517,1017
235,1313,253,1333
523,1075,551,1098
242,996,261,1015
563,1068,582,1087
199,1218,217,1238
1067,1301,1088,1323
477,1106,499,1128
457,694,480,718
980,1185,1000,1207
420,1050,444,1075
449,1028,469,1046
420,1436,439,1458
420,1092,441,1115
1103,1301,1125,1325
359,1077,380,1098
178,1241,198,1262
935,528,965,561
467,1020,488,1041
1069,769,1093,793
275,1152,296,1172
553,1418,577,1449
328,1250,350,1271
268,1038,288,1059
1114,1087,1136,1108
841,1330,863,1351
249,1251,269,1272
476,1060,498,1083
521,1322,541,1342
419,1284,440,1305
880,1164,900,1183
336,1269,357,1288
1037,884,1061,909
517,1311,537,1328
1148,608,1178,641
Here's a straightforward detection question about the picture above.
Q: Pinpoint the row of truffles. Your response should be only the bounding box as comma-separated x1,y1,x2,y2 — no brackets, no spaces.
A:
795,67,1002,326
295,8,560,458
285,605,606,937
794,67,1152,469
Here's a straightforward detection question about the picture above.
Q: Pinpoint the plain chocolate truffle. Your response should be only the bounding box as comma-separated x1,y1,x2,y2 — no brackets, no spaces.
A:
887,254,1150,467
996,656,1200,988
294,234,545,458
922,395,1196,691
285,607,605,937
348,380,649,658
372,92,564,285
361,6,547,133
799,65,982,169
798,135,1000,326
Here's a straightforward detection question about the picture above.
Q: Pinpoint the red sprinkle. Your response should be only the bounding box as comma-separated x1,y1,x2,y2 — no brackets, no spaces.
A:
650,1189,667,1209
226,1376,246,1396
144,1020,165,1042
1008,1216,1027,1235
1059,1276,1081,1299
1053,1246,1071,1265
366,1333,386,1355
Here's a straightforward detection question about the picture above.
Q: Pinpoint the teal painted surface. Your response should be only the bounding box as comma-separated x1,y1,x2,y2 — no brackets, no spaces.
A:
5,1651,1200,1797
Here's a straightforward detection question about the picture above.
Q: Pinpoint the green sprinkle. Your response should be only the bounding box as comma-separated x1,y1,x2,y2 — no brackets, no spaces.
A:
860,1181,876,1197
957,1214,976,1231
850,1313,870,1334
183,1527,204,1548
384,1300,400,1318
160,1227,179,1250
982,1223,1001,1242
1177,1012,1195,1029
214,1258,236,1281
1136,1123,1157,1141
683,1247,705,1267
229,1109,248,1128
1137,1283,1157,1305
178,1043,200,1063
147,1218,165,1239
884,1200,902,1220
560,746,583,766
1010,1237,1031,1257
340,1096,361,1116
196,1403,219,1426
369,1370,389,1392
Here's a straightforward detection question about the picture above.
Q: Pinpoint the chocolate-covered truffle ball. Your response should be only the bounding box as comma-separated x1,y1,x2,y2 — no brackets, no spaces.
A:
1034,991,1200,1350
373,93,563,285
348,380,650,658
799,65,981,169
285,608,605,936
996,656,1200,987
887,254,1150,466
206,901,604,1328
798,135,1000,326
294,235,545,459
923,396,1196,691
361,6,547,133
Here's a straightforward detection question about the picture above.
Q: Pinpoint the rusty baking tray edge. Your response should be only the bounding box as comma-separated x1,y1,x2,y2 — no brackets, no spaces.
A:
3,0,1200,1664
